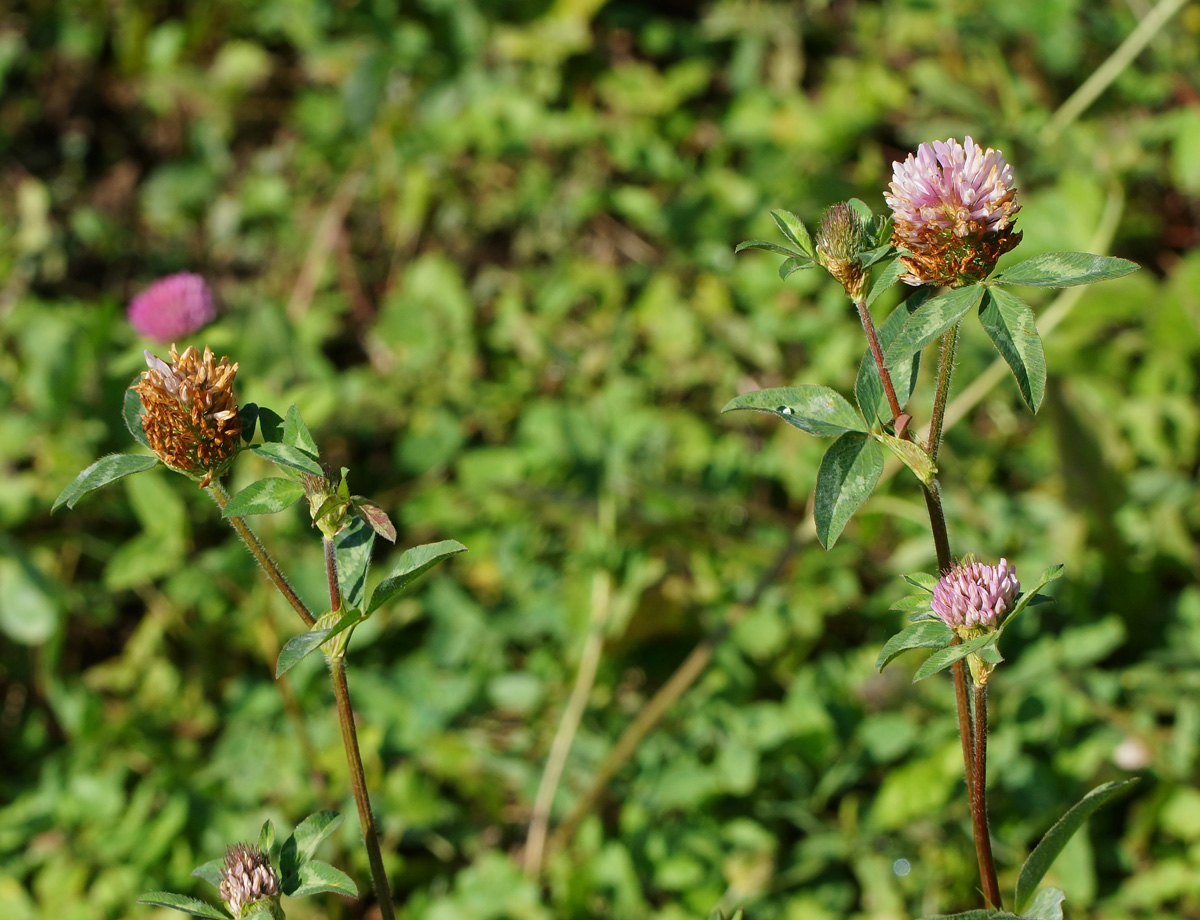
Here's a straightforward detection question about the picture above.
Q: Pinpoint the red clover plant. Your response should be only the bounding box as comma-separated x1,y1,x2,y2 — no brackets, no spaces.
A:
54,348,467,920
732,136,1140,917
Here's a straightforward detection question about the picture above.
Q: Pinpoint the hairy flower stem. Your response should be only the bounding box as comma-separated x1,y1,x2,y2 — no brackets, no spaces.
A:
921,321,1000,909
928,324,960,463
854,299,905,427
329,659,395,920
323,539,396,920
973,682,1003,909
207,483,316,627
207,488,393,919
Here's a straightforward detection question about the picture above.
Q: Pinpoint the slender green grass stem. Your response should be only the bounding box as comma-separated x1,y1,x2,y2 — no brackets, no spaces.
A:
1042,0,1190,143
323,538,396,920
545,532,797,859
526,494,616,876
525,566,612,876
973,682,1002,909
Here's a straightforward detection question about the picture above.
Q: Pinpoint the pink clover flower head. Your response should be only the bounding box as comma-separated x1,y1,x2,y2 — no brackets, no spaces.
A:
885,136,1022,286
930,557,1019,631
127,272,216,342
218,842,279,919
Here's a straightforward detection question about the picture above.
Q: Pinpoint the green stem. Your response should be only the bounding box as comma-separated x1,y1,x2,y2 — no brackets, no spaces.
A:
927,324,960,463
328,659,395,920
921,321,1000,907
207,482,315,627
323,538,396,920
209,482,393,918
973,681,1002,910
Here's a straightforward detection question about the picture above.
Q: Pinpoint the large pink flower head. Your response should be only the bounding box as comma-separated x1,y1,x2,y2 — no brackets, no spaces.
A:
885,137,1022,286
931,557,1019,632
127,272,217,342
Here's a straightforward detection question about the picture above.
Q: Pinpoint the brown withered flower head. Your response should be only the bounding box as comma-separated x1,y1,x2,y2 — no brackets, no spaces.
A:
132,345,242,488
885,136,1022,287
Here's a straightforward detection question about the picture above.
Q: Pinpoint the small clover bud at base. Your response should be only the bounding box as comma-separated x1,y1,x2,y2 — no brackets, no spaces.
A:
815,202,873,300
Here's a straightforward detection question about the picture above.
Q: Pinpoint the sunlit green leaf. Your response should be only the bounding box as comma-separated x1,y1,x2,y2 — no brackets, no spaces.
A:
249,443,323,477
190,858,223,887
222,478,306,517
282,405,319,458
285,859,357,899
136,892,228,919
123,386,151,449
366,540,468,615
734,239,803,258
723,385,867,437
876,620,953,671
813,432,884,549
779,255,818,279
912,632,996,682
992,252,1139,287
979,287,1046,412
336,517,375,611
52,454,159,512
1024,885,1066,920
1014,781,1138,915
884,285,984,368
770,209,815,258
275,610,361,677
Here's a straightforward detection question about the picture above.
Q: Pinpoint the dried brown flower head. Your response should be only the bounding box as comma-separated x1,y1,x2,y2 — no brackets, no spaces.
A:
132,345,242,487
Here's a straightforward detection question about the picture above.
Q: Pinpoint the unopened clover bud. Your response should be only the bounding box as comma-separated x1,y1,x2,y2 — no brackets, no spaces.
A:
885,136,1022,286
302,472,351,539
931,557,1019,633
127,273,217,342
815,201,874,300
218,843,283,919
131,345,242,488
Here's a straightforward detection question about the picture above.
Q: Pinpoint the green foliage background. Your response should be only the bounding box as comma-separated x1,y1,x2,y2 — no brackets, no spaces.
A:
3,0,1200,917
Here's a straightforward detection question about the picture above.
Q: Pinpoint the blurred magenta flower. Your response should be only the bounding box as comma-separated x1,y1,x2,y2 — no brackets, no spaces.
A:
885,137,1022,286
931,557,1019,631
127,272,216,342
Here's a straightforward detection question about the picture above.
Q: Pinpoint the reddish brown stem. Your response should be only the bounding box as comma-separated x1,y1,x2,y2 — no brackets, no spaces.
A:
972,682,1003,909
324,538,396,920
854,299,904,424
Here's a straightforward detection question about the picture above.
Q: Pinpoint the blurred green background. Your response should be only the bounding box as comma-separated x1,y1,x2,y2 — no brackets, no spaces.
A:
3,0,1199,918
